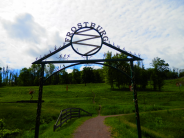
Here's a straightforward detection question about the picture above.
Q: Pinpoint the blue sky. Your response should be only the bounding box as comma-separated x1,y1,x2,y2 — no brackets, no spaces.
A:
0,0,184,73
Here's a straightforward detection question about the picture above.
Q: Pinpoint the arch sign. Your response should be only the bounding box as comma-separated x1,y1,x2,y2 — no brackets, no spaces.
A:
32,22,142,138
65,22,108,56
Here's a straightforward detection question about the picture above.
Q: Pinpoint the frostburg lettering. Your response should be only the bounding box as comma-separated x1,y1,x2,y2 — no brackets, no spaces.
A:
65,22,109,42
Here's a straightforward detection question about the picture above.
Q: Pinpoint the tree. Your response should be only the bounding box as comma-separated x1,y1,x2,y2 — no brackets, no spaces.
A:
150,70,158,90
3,66,9,85
93,69,104,83
173,67,179,77
113,53,130,89
135,62,148,90
81,67,94,85
72,68,81,84
103,51,114,88
9,69,15,86
29,64,42,85
140,67,148,90
18,68,33,86
150,57,169,72
134,62,141,89
60,69,69,84
165,68,178,79
103,52,130,89
179,71,184,78
150,57,169,91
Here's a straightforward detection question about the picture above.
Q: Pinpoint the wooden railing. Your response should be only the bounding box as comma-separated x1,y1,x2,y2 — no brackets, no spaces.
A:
54,108,92,131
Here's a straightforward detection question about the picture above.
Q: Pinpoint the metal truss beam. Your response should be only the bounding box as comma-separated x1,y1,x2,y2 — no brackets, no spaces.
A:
33,58,142,64
32,42,71,64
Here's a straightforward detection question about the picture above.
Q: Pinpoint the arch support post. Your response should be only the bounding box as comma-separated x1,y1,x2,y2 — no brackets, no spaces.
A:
35,64,45,138
130,61,142,138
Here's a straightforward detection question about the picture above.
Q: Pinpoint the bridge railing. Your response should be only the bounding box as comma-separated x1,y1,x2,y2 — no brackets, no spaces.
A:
54,108,92,131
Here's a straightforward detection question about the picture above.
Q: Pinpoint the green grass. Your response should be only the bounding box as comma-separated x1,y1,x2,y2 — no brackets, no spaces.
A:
0,79,184,137
145,77,184,92
105,116,141,138
105,109,184,138
0,84,100,137
20,116,94,138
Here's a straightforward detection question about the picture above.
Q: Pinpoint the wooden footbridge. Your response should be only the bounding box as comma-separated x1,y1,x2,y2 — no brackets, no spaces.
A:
54,108,92,131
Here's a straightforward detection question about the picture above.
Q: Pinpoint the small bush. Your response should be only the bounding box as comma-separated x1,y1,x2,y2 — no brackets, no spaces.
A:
0,119,20,138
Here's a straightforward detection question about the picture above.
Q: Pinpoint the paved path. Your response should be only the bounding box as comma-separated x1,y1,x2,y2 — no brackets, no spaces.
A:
73,105,130,138
73,115,111,138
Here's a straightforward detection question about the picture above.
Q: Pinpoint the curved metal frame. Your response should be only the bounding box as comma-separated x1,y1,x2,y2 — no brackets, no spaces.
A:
44,62,131,82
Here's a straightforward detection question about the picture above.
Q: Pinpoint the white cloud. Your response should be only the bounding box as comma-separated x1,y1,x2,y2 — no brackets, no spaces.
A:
0,0,183,71
66,68,73,73
80,66,85,71
2,13,46,43
92,65,103,70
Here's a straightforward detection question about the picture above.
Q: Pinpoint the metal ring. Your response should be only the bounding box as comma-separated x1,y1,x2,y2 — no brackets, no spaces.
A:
70,27,103,56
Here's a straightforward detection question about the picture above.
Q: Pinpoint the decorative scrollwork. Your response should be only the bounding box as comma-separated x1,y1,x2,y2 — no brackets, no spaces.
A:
57,54,70,60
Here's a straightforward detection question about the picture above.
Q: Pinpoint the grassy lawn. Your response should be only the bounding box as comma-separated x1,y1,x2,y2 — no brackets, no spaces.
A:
105,109,184,138
0,78,184,137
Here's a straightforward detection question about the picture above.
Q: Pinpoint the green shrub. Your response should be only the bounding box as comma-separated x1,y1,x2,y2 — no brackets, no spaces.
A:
0,119,20,138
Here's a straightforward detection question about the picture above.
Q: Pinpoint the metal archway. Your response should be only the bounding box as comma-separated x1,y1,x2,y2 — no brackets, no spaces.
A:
32,22,142,138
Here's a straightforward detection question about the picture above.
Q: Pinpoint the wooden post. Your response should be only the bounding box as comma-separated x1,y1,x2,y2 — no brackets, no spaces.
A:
66,110,67,123
60,112,62,127
35,64,45,138
70,108,71,120
79,109,80,118
130,61,142,138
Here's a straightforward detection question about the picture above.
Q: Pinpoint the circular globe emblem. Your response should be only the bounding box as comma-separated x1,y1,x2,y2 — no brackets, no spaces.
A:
71,27,103,56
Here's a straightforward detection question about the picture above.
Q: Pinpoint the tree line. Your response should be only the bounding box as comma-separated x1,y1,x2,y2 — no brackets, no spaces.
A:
0,52,183,91
103,51,182,91
0,64,104,86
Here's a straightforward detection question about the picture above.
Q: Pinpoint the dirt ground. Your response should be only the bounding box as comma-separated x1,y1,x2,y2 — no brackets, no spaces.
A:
73,105,130,138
